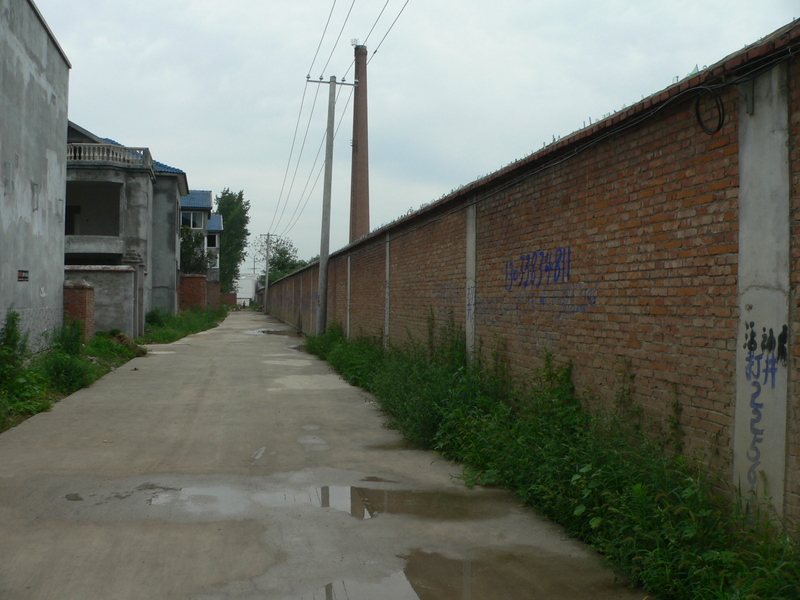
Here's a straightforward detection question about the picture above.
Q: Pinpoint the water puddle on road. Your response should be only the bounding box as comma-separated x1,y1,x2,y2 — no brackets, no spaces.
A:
244,328,301,337
146,484,513,521
286,550,647,600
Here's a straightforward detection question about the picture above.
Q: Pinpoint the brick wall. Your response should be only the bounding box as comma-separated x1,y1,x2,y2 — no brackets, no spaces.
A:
207,280,221,310
268,36,800,519
221,292,237,308
179,274,207,310
63,281,95,343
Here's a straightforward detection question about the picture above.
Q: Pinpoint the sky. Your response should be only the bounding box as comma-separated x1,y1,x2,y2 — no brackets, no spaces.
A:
34,0,799,268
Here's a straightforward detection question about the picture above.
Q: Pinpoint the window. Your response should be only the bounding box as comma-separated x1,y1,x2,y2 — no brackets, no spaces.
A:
181,211,203,229
206,233,218,249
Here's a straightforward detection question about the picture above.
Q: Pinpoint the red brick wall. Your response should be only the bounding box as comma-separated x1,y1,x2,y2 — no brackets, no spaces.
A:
63,282,95,343
388,208,467,342
179,274,207,310
206,280,221,310
346,241,386,338
221,292,237,307
267,53,800,519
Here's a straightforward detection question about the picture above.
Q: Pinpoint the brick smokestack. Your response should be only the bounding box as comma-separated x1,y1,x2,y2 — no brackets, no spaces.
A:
350,45,370,243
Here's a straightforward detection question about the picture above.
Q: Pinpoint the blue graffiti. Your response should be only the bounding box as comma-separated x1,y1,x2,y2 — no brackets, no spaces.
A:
505,248,571,291
742,320,787,488
502,248,596,320
746,381,764,486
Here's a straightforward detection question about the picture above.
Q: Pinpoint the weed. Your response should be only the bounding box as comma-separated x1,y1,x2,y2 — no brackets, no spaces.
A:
305,324,800,600
137,306,227,344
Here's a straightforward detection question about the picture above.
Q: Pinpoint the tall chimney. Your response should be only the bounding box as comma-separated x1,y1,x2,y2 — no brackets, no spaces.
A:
349,45,369,243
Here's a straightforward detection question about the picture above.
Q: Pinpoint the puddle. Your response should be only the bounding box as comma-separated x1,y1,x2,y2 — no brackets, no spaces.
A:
65,493,84,502
244,328,301,337
400,549,648,600
143,484,512,521
285,550,647,600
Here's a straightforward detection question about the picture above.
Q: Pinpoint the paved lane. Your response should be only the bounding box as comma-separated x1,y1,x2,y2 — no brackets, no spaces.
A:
0,311,649,599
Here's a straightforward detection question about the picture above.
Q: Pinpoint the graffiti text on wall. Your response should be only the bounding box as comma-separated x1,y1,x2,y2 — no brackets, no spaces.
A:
504,248,571,291
742,321,788,487
502,248,597,321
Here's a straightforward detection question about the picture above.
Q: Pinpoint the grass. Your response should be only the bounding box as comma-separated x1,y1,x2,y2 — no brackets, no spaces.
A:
0,306,226,433
306,319,800,600
138,306,227,344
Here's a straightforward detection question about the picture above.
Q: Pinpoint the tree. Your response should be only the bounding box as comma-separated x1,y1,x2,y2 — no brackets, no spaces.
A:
252,236,310,284
215,189,250,293
180,227,213,274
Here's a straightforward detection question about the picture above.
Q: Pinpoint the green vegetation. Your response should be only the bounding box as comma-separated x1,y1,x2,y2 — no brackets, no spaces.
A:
0,306,226,433
139,306,227,344
180,226,214,274
0,313,143,432
306,320,800,600
215,188,250,293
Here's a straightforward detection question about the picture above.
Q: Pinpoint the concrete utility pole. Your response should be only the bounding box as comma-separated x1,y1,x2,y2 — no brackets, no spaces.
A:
349,45,370,243
308,74,355,333
316,76,337,334
262,233,270,314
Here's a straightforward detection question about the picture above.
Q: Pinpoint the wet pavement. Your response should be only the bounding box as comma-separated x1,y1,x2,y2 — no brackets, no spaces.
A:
0,312,651,599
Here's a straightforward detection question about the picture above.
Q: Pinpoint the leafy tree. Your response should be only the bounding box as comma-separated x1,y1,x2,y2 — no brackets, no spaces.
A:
252,236,310,284
215,189,250,293
180,226,213,274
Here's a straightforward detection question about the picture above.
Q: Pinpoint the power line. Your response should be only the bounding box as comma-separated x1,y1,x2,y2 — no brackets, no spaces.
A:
364,0,391,45
273,0,410,240
319,0,357,78
269,0,340,234
308,0,339,77
368,0,410,64
278,85,356,238
272,81,325,233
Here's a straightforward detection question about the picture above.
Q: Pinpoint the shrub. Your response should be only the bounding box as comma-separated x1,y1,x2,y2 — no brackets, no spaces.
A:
305,322,800,600
36,351,96,395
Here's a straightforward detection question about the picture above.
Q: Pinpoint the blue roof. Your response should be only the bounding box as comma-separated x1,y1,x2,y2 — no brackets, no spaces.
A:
181,190,213,210
154,160,185,174
208,213,223,232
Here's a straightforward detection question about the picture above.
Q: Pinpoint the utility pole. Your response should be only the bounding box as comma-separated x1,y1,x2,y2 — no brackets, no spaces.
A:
262,233,270,315
309,74,354,334
316,76,336,334
349,45,370,243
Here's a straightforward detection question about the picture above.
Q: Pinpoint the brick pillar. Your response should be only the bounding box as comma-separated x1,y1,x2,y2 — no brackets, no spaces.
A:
63,280,95,343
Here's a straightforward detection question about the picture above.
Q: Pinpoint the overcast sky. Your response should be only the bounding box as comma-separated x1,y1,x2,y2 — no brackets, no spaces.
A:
35,0,798,266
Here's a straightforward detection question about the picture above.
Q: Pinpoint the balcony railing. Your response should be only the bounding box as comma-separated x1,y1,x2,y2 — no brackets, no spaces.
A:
67,144,153,169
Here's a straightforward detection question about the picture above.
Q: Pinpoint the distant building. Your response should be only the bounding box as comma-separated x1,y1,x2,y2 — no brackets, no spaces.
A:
65,123,188,337
0,0,71,348
235,273,258,306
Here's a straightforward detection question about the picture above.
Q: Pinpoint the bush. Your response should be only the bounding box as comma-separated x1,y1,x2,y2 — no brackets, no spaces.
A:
138,306,228,344
305,321,800,600
36,351,96,395
48,321,84,356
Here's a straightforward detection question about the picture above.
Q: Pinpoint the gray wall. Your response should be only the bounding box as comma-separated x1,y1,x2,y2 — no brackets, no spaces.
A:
151,175,182,314
65,267,137,338
0,0,70,348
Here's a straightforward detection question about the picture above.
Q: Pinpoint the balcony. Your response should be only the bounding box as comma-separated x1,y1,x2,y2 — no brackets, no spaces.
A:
67,144,154,171
65,235,125,256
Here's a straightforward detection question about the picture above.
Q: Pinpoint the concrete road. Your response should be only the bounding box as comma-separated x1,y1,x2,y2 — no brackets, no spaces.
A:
0,311,650,599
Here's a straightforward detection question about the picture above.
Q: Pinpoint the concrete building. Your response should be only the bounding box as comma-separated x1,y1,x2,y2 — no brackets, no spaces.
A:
65,123,188,337
0,0,70,348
